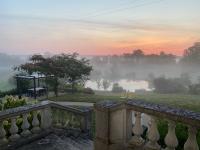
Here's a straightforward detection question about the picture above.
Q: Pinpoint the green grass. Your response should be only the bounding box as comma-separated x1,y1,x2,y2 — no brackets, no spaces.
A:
48,92,122,103
48,91,200,112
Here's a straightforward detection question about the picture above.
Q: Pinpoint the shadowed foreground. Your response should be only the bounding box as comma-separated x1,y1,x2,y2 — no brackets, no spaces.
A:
17,130,93,150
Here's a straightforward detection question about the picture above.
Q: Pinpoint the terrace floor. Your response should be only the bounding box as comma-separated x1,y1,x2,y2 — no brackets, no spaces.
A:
16,129,93,150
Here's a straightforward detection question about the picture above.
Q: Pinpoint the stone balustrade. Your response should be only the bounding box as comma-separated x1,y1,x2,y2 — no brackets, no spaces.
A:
50,102,92,135
94,100,200,150
0,101,92,149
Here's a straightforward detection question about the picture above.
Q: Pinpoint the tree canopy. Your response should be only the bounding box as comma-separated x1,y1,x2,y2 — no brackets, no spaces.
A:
17,53,92,95
182,42,200,65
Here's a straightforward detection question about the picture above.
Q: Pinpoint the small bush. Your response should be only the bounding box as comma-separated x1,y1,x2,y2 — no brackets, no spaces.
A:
2,95,27,110
0,89,18,98
81,88,95,94
153,77,188,94
189,84,200,95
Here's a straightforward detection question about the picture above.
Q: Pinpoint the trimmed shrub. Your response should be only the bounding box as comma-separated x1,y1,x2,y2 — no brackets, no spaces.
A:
81,88,95,94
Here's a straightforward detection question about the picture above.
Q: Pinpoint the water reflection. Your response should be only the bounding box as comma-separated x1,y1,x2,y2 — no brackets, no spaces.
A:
85,79,151,92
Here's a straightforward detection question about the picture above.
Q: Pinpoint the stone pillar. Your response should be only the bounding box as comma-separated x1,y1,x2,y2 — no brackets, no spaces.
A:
164,121,178,150
31,111,40,133
144,116,161,150
94,101,128,150
80,112,92,138
94,106,110,150
0,120,7,145
184,126,199,150
41,107,52,129
125,109,132,143
9,117,20,141
128,112,144,147
21,113,31,137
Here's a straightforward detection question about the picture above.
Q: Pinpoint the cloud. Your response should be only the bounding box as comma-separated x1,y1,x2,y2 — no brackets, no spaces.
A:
1,13,199,33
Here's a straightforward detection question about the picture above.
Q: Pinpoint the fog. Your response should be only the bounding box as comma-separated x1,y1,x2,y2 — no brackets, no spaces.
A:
89,48,200,83
0,53,27,91
0,42,200,93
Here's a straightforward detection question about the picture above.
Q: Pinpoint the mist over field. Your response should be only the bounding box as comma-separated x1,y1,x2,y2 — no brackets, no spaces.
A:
1,42,200,93
0,53,27,91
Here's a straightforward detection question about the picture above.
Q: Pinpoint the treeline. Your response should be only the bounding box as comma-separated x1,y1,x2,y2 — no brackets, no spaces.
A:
90,42,200,82
153,74,200,95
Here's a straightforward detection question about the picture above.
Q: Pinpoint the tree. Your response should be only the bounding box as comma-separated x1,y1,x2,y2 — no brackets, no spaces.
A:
132,49,144,57
147,73,155,89
57,53,92,93
96,79,101,89
16,55,61,96
182,42,200,66
189,84,200,95
102,80,110,91
16,53,92,96
180,73,191,86
153,77,188,94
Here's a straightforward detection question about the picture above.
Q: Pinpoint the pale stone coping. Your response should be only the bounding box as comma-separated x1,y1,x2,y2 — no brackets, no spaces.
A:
50,101,93,115
95,99,200,127
94,100,123,109
0,100,92,120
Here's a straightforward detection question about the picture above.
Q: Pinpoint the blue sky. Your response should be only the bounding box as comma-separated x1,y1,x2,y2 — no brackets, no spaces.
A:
0,0,200,55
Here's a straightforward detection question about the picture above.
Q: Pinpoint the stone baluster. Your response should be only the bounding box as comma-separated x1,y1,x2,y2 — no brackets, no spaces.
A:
55,109,62,127
184,126,199,150
0,120,7,145
41,107,52,129
9,117,20,141
144,116,161,150
129,112,144,147
164,121,178,150
64,112,71,128
61,110,66,126
21,113,31,137
31,111,40,133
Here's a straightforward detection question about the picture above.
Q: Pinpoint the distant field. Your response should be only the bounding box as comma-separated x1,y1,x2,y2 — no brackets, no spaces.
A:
48,91,200,112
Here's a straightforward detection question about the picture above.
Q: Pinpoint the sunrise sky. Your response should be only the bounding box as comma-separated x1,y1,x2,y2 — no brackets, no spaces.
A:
0,0,200,56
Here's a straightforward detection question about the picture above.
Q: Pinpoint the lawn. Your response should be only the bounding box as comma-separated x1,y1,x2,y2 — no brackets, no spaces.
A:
48,92,122,103
48,91,200,112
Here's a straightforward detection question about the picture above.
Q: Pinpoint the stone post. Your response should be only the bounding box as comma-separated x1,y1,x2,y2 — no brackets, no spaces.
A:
94,104,110,150
41,107,52,129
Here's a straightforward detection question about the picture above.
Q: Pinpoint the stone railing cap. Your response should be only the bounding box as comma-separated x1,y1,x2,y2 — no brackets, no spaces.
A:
0,100,51,119
94,100,123,109
126,99,200,121
0,100,92,120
